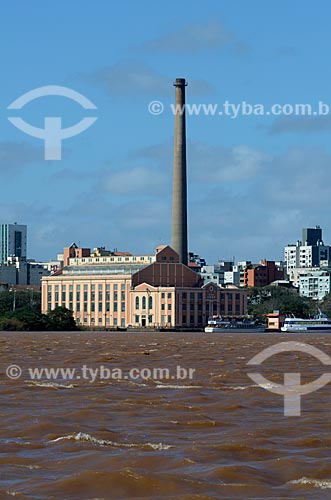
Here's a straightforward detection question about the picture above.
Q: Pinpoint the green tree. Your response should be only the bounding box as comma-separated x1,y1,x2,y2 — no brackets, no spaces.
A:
46,307,77,331
248,286,316,321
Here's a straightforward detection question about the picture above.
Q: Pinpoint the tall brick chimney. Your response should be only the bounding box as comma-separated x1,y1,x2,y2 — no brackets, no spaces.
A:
171,78,188,265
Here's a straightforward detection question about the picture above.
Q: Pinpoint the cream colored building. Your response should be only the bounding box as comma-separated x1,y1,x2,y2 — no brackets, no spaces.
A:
42,245,247,328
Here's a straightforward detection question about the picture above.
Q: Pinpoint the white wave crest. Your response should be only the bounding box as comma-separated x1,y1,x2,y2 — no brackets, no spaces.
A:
155,384,202,389
27,382,75,389
288,477,331,489
49,432,173,451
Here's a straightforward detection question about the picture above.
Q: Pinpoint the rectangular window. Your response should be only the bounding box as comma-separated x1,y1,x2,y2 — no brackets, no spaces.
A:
168,315,171,323
76,292,80,302
190,304,194,311
161,304,165,311
135,315,139,323
114,284,118,291
106,302,110,312
84,303,88,312
84,292,88,301
121,302,125,312
121,291,125,301
121,284,125,291
161,292,165,299
168,304,171,310
167,293,171,298
182,292,187,299
114,303,118,312
114,292,118,301
98,292,102,301
91,292,95,301
190,293,194,300
91,303,95,312
76,303,80,312
98,303,102,312
114,318,117,326
161,315,166,323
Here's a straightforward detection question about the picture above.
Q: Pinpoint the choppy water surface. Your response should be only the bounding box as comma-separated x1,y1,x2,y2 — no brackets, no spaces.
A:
1,331,331,499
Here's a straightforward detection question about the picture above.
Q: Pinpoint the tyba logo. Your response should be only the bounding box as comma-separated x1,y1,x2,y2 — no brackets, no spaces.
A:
246,341,331,416
7,85,97,160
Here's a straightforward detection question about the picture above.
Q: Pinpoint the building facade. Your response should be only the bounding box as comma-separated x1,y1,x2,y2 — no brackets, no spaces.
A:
284,226,330,275
243,260,285,287
0,223,27,264
0,257,49,286
299,270,331,300
42,245,247,328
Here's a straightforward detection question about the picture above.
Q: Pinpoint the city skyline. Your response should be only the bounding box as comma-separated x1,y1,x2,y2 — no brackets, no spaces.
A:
2,1,331,263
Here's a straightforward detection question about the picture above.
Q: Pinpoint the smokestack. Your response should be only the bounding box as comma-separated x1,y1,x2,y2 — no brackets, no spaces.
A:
172,78,188,265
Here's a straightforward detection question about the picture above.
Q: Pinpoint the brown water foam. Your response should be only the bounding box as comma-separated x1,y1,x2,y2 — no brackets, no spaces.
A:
1,331,331,499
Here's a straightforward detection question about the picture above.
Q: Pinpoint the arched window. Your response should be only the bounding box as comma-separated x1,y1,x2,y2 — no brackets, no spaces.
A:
135,296,139,310
149,295,153,309
142,296,146,309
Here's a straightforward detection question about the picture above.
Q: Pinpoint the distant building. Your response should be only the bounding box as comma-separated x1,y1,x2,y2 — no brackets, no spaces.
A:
299,269,331,300
284,226,330,275
0,223,27,264
188,252,206,272
0,257,49,286
243,260,285,287
200,261,239,286
42,245,247,328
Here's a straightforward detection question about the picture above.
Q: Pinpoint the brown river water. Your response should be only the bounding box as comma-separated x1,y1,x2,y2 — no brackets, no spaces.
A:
1,331,331,499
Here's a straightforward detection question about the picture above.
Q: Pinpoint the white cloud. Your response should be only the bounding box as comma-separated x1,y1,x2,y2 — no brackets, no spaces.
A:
138,21,234,54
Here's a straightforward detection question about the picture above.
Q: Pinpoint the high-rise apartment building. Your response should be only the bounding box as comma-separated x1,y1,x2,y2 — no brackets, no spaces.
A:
0,223,27,264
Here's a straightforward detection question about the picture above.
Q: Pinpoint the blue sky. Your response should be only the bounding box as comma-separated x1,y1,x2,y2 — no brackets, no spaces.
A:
1,0,331,263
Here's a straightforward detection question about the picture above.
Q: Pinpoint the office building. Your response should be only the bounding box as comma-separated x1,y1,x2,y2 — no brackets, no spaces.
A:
0,223,27,264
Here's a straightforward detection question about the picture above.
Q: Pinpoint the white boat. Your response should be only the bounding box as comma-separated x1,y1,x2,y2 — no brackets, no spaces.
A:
281,310,331,332
204,317,262,333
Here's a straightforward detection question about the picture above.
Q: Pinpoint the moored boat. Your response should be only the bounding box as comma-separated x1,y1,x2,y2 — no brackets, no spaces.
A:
204,316,263,333
281,310,331,332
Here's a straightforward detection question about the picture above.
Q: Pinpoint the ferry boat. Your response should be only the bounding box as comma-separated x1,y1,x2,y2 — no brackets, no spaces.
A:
204,317,263,333
281,311,331,332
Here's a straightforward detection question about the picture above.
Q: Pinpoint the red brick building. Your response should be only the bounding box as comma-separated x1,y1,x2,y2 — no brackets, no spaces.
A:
243,260,285,288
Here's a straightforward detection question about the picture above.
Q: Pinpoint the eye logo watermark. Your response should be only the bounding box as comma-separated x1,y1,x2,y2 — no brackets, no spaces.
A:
7,85,98,160
247,341,331,416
